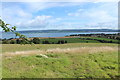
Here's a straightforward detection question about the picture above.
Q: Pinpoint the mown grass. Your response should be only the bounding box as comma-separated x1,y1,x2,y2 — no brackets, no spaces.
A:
2,43,119,78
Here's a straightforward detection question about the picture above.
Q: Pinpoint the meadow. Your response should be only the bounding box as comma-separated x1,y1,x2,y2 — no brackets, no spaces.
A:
2,43,119,78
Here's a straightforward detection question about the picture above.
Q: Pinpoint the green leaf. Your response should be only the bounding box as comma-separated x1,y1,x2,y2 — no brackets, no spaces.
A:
12,26,16,31
15,32,21,36
6,24,10,26
20,35,26,38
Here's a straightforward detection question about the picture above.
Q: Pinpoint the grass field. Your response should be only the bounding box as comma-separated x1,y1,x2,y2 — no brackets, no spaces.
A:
80,37,118,43
31,37,118,44
40,38,100,44
2,43,119,78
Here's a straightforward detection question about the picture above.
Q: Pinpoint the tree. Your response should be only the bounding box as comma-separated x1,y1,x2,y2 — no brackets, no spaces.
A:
0,19,26,38
64,40,67,43
32,38,40,44
44,40,49,44
42,40,49,44
2,40,10,44
0,18,29,44
10,40,16,44
61,40,64,44
57,40,61,44
57,40,65,44
16,39,21,44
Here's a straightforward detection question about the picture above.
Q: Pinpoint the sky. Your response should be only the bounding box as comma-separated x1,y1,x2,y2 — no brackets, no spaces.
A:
1,1,118,30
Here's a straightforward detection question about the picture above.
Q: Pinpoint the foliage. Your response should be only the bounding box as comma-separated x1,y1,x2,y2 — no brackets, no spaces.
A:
32,38,40,44
10,40,16,44
0,19,26,38
0,18,31,45
42,40,50,44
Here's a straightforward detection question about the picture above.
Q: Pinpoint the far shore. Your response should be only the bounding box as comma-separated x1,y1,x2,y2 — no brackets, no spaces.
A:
10,36,80,40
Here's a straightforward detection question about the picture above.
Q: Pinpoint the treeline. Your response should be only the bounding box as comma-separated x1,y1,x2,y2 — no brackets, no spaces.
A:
1,38,68,44
80,38,120,44
69,33,120,40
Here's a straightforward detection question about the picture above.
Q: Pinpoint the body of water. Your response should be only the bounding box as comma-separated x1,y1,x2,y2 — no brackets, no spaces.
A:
1,31,119,39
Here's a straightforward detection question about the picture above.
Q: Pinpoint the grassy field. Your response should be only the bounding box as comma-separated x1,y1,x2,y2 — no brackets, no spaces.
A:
2,43,119,78
32,37,118,44
39,38,100,44
2,43,117,53
80,37,118,43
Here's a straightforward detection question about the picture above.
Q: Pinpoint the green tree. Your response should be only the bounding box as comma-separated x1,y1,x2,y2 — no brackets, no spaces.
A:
0,18,26,38
32,38,40,44
0,18,30,44
10,40,16,44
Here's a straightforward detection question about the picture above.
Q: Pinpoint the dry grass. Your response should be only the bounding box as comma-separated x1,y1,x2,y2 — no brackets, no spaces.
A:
3,46,118,57
2,43,117,53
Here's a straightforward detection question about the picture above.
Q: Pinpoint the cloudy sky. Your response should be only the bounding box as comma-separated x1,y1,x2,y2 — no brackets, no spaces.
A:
1,1,118,30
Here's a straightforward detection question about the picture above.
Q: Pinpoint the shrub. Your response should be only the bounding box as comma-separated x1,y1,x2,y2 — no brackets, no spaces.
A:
52,42,54,44
32,38,40,44
2,40,10,44
42,40,49,44
57,40,65,44
16,39,21,44
61,40,65,44
10,40,16,44
65,40,67,43
16,39,30,44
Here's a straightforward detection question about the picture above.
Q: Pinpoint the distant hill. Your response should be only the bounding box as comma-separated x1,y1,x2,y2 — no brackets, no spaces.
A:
17,29,119,33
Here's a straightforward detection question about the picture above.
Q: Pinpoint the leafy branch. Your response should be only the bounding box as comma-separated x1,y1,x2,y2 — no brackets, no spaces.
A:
0,19,26,38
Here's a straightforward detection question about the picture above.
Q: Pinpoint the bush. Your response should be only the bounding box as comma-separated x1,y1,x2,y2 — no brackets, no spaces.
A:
65,40,67,43
32,38,40,44
2,40,10,44
0,41,2,44
57,40,65,44
16,39,21,44
10,40,16,44
52,42,54,44
61,40,65,44
16,39,30,44
42,40,49,44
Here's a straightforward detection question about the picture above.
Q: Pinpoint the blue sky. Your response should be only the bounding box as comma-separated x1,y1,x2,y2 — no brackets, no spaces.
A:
1,2,118,30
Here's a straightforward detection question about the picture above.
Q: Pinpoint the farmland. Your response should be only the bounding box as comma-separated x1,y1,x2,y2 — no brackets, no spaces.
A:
1,36,119,44
2,43,119,78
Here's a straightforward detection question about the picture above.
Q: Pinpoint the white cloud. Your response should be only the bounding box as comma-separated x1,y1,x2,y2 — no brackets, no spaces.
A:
26,2,82,12
2,2,81,23
68,9,83,17
68,7,117,22
67,2,118,29
1,2,118,30
2,4,33,25
68,13,80,16
86,11,117,22
15,15,63,30
18,10,32,18
16,15,52,28
84,21,118,29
